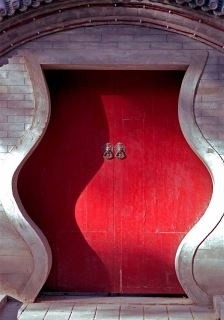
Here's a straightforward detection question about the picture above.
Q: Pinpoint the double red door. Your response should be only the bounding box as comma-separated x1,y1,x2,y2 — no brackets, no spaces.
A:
18,70,212,294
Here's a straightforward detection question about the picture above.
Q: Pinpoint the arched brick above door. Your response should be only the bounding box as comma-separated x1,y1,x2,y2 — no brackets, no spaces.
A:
0,0,224,59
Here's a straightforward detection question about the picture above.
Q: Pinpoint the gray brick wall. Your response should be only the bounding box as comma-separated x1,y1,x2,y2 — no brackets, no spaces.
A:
0,25,224,157
0,56,34,156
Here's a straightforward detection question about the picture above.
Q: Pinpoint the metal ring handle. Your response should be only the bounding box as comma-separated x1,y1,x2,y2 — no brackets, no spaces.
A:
115,142,126,160
103,143,114,160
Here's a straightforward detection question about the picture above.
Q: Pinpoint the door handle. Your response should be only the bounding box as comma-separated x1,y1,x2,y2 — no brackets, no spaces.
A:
115,142,126,160
103,143,114,160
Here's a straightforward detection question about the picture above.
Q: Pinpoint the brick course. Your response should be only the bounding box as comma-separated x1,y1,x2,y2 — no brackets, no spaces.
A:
0,25,223,158
0,55,35,154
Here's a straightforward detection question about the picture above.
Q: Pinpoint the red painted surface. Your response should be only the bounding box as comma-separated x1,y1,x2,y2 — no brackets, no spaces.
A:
18,70,212,294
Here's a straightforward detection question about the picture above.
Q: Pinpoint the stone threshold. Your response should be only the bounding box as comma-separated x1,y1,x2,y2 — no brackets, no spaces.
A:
36,295,194,305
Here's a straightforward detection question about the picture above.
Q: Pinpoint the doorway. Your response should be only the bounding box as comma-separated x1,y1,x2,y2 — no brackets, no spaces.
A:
17,70,212,294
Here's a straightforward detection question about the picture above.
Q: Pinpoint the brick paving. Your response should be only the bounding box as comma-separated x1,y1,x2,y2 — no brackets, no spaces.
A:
0,297,214,320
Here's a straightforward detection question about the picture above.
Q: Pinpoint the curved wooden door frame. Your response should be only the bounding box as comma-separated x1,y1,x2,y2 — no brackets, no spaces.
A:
1,51,224,304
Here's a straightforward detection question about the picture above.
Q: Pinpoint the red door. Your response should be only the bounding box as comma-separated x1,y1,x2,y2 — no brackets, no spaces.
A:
18,70,212,294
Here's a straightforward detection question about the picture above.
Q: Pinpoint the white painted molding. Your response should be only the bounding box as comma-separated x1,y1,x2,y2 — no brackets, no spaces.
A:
0,53,52,303
176,52,224,305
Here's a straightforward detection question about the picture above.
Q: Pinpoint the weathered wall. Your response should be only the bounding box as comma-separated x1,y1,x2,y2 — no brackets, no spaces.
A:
0,24,224,303
1,26,224,157
0,56,35,155
0,53,51,302
0,57,35,300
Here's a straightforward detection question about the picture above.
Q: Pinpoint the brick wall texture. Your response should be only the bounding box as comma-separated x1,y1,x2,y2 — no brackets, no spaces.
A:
0,25,224,156
0,56,34,155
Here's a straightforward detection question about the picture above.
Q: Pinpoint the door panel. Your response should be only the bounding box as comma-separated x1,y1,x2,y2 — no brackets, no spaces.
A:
17,70,212,294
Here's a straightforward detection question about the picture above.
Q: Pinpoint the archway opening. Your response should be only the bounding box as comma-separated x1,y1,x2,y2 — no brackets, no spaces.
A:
17,69,212,295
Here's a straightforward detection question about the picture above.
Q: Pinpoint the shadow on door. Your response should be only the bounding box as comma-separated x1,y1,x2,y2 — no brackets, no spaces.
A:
18,71,112,292
17,70,212,295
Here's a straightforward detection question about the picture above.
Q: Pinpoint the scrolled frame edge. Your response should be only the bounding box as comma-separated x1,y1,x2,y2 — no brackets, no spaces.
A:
176,51,224,305
0,52,52,303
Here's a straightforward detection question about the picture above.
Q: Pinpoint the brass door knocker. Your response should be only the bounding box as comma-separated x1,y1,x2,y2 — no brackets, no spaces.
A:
115,142,126,160
103,143,114,160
